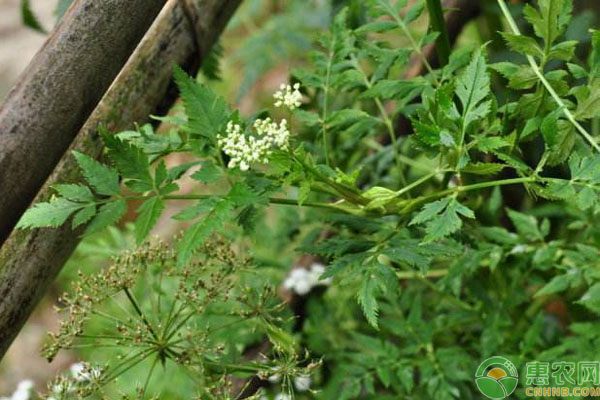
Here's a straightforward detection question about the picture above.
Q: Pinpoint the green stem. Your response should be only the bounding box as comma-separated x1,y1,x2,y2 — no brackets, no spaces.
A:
405,176,537,211
396,268,448,279
350,55,403,176
497,0,600,152
425,0,451,66
396,170,441,197
386,3,439,85
322,42,335,167
126,193,345,212
124,288,160,342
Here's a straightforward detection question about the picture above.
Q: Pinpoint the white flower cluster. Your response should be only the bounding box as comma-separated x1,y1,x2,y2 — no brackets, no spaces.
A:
218,118,290,171
0,380,34,400
283,263,332,296
273,83,302,110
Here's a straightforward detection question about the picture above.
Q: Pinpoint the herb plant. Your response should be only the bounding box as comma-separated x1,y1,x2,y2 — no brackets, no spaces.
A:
15,0,600,398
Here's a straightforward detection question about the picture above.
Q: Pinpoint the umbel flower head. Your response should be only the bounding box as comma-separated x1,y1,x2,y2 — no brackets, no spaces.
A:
273,83,302,110
218,118,290,171
42,238,306,399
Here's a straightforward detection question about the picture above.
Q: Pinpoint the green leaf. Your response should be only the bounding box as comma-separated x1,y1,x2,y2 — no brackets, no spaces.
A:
506,208,544,241
535,273,573,297
548,40,577,61
21,0,45,33
190,161,220,184
500,32,542,57
102,135,152,187
85,200,127,235
355,21,396,34
72,205,96,229
53,184,94,202
523,0,569,46
173,65,229,140
358,276,380,329
135,196,165,243
177,199,233,266
456,49,491,129
73,152,120,196
576,186,597,210
17,198,83,229
541,113,575,165
575,82,600,120
410,197,474,242
491,62,538,89
461,163,505,175
578,283,600,314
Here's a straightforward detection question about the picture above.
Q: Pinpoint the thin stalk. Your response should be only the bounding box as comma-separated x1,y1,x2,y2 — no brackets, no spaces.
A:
124,288,160,342
425,0,451,66
497,0,600,152
396,170,441,197
396,268,448,279
385,4,439,84
322,43,335,167
350,55,404,182
126,194,346,212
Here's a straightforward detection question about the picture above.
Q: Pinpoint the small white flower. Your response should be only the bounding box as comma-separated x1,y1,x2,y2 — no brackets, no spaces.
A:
294,374,311,391
274,394,292,400
273,83,302,110
283,263,331,295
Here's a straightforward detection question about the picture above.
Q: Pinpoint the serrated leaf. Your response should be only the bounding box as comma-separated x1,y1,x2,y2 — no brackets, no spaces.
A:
355,20,396,34
85,200,127,235
17,198,83,229
102,135,152,187
177,199,233,266
506,208,544,241
411,197,474,242
456,49,491,129
173,65,229,140
53,184,94,202
548,40,577,61
72,205,96,229
358,277,379,329
500,32,542,57
135,196,164,243
73,152,120,196
575,82,600,120
535,274,572,297
191,161,220,184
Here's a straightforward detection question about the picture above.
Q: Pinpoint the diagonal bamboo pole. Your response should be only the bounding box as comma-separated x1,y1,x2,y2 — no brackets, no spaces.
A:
0,0,168,244
0,0,242,360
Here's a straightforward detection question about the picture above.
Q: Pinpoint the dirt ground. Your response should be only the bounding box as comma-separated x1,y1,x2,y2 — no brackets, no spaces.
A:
0,0,76,394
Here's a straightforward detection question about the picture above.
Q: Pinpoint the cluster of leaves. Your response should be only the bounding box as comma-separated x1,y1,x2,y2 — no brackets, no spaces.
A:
16,0,600,398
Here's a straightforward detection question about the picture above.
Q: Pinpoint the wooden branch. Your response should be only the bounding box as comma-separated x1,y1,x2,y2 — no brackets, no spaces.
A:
0,0,168,244
0,0,242,359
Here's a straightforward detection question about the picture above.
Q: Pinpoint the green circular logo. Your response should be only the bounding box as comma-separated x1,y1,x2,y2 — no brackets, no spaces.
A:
475,356,519,399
